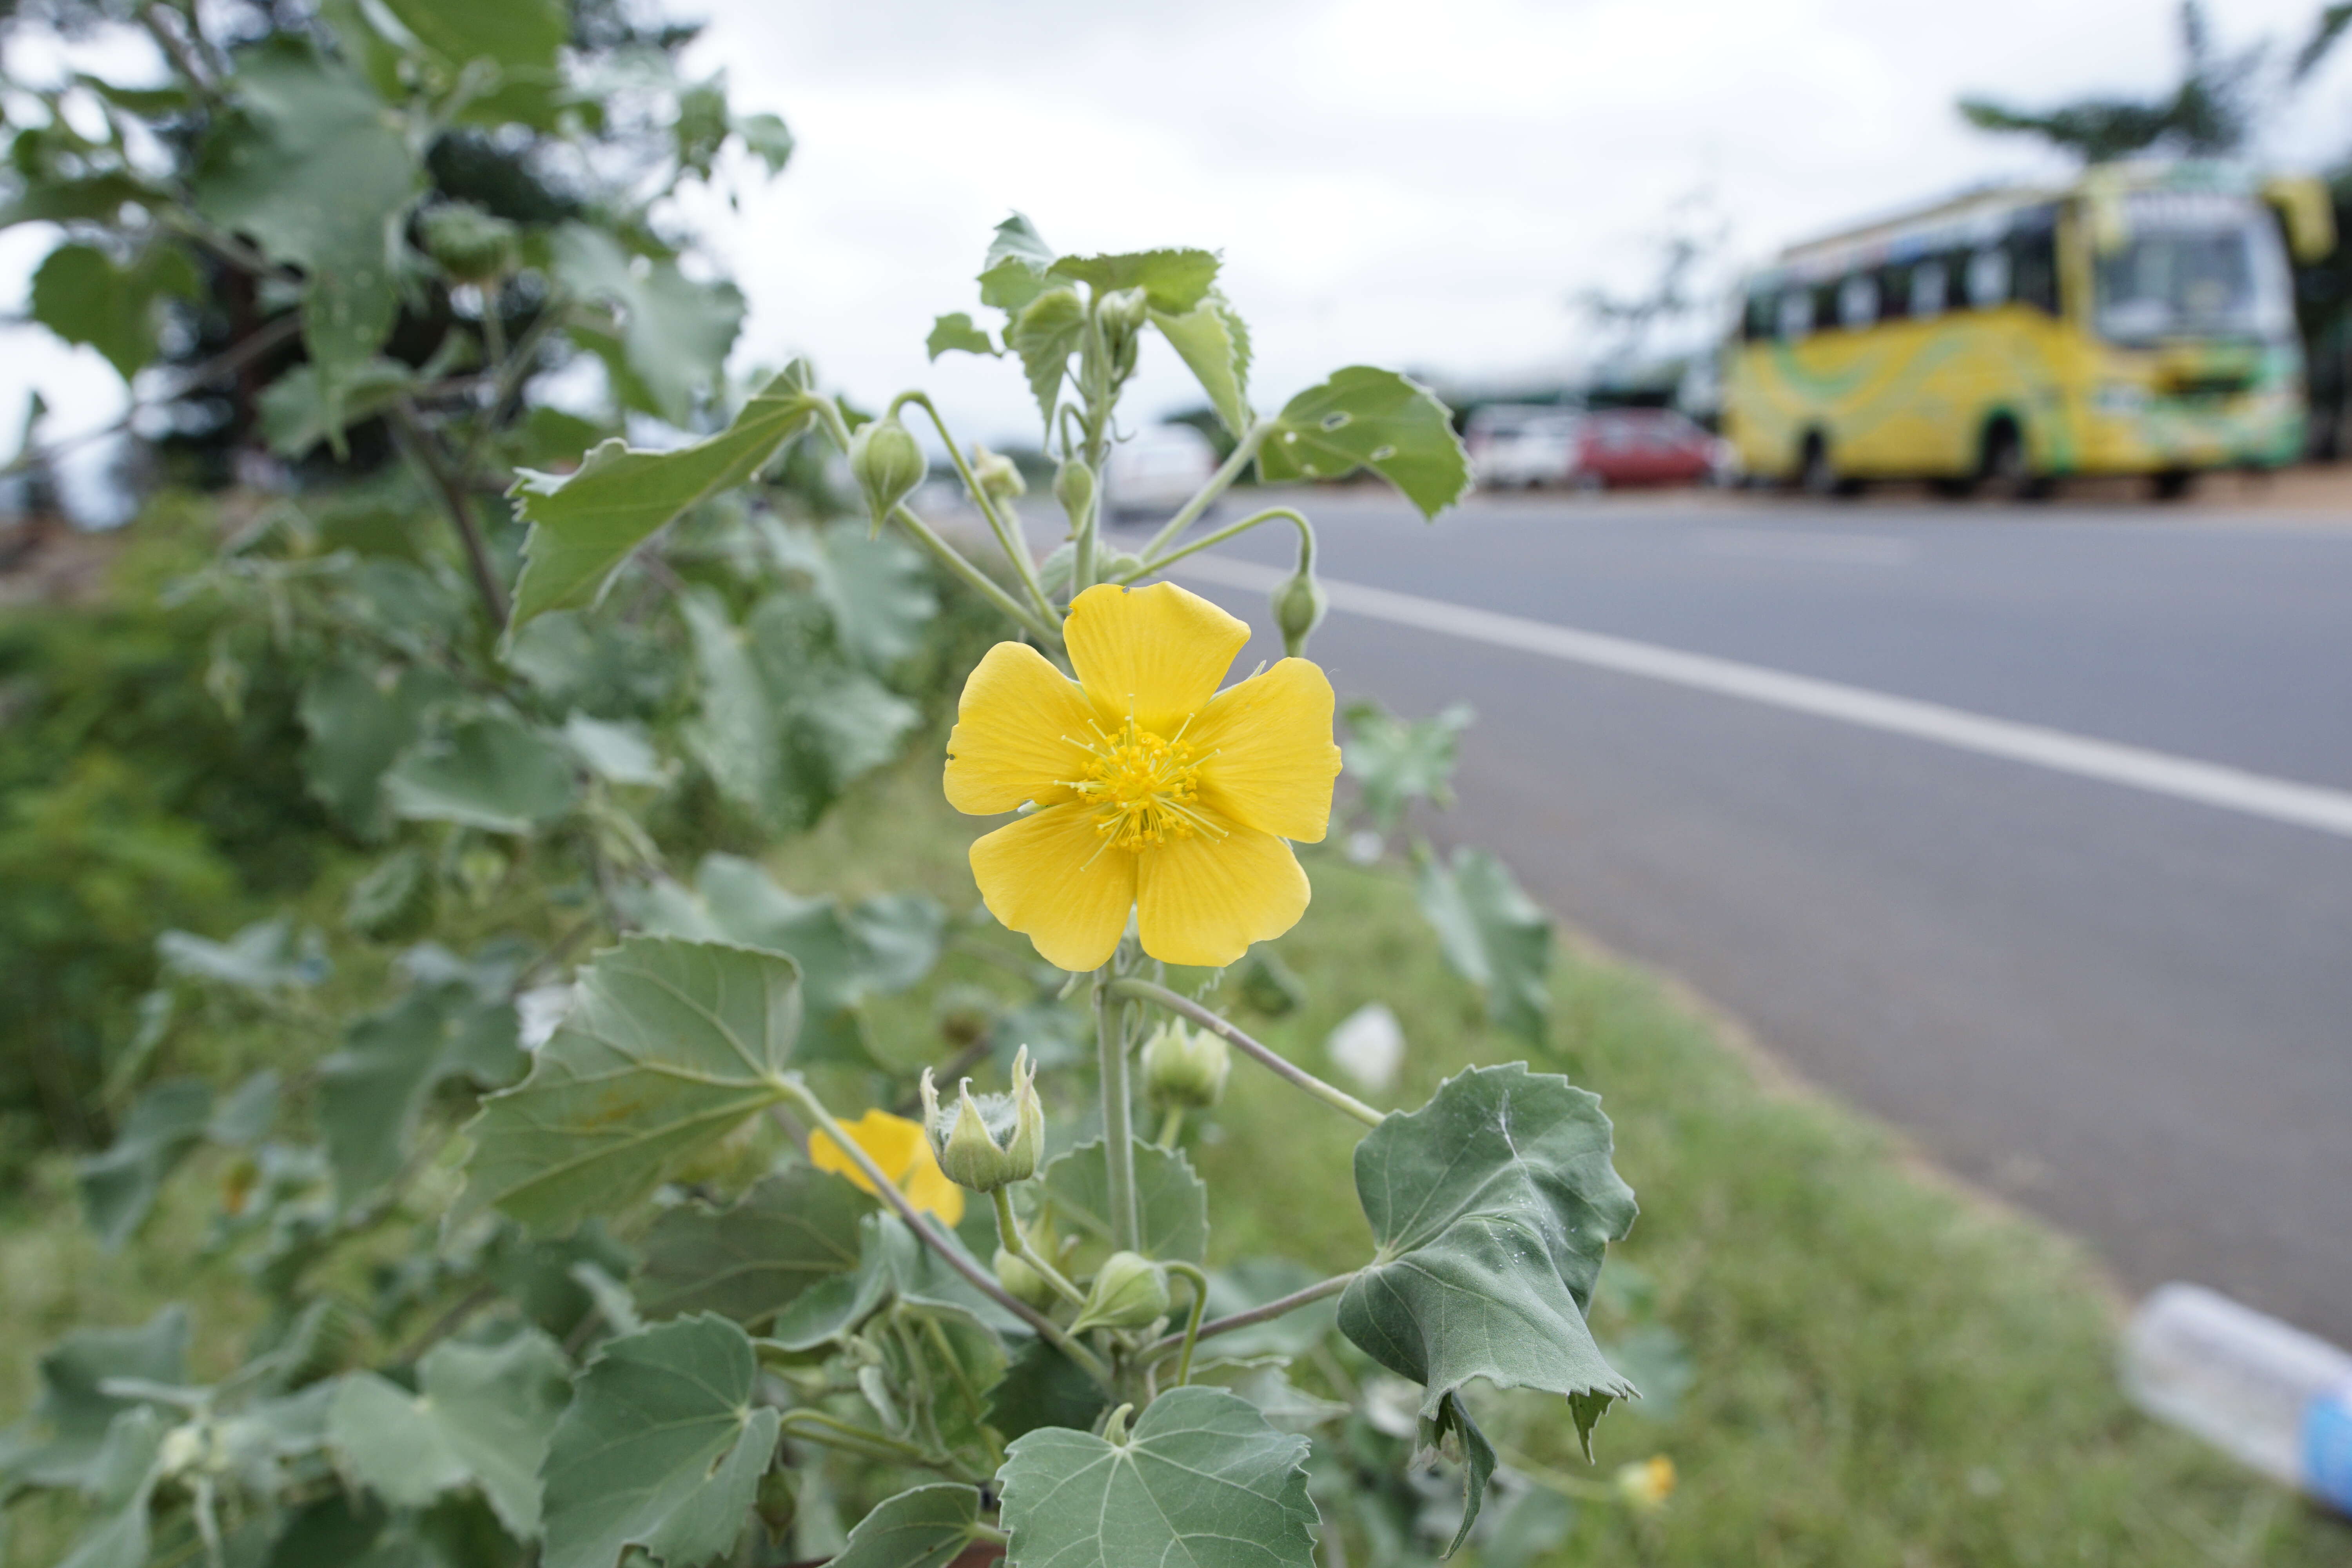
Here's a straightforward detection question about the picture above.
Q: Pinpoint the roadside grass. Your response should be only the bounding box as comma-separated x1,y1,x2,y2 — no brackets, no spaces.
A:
5,749,2347,1565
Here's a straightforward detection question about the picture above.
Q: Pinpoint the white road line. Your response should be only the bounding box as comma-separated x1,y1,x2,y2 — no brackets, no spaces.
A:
1169,552,2352,841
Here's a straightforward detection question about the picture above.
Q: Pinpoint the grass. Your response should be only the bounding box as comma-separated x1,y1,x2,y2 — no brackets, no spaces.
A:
6,748,2348,1566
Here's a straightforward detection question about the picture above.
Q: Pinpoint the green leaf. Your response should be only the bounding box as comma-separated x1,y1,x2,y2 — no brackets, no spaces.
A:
328,1328,570,1536
1152,293,1253,439
638,1166,873,1326
540,1315,778,1568
194,42,423,435
832,1483,984,1568
1418,1390,1494,1557
1336,1064,1637,1458
1049,248,1220,313
157,916,330,993
319,970,524,1201
630,852,942,1067
1257,367,1470,519
1008,287,1087,427
28,242,198,381
766,1214,1023,1351
767,519,940,671
977,212,1056,312
379,0,564,78
926,312,996,360
997,1386,1319,1568
986,1338,1107,1444
457,936,802,1234
1203,1364,1350,1434
1196,1259,1339,1360
257,359,415,457
5,1307,186,1492
551,224,745,426
77,1079,212,1248
507,367,818,629
382,712,581,834
296,662,459,840
561,713,668,787
735,112,795,176
679,588,920,837
1413,847,1550,1045
1037,1138,1207,1278
0,171,159,231
55,1407,165,1568
1342,700,1472,837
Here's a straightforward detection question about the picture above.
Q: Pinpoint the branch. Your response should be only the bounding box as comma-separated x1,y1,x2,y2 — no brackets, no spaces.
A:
1140,419,1272,563
1144,1271,1356,1362
0,315,301,482
1109,979,1385,1128
387,403,510,630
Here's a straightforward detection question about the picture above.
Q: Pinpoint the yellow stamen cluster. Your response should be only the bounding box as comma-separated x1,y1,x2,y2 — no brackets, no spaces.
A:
1069,718,1218,851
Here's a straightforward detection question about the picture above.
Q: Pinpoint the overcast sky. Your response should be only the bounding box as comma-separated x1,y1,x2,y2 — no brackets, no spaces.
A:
11,0,2352,505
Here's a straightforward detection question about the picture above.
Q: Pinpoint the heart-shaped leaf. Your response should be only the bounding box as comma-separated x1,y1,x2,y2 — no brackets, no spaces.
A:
1008,287,1087,428
457,937,802,1233
1338,1065,1636,1457
1414,847,1551,1046
833,1483,986,1568
926,312,996,361
1257,366,1469,519
637,1165,873,1327
1048,248,1220,313
382,712,581,835
1036,1138,1207,1277
1152,292,1253,439
997,1386,1319,1568
320,963,524,1201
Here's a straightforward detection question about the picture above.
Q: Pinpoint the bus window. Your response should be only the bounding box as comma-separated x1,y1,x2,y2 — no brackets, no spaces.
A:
2011,227,2058,314
1877,265,1911,321
1778,289,1814,338
1910,258,1948,318
1744,290,1775,341
1966,247,2010,308
1838,274,1879,328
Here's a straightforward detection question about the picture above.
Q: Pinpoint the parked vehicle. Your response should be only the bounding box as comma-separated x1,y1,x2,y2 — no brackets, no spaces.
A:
1575,408,1732,489
1102,423,1219,517
1723,160,2335,497
1466,405,1585,489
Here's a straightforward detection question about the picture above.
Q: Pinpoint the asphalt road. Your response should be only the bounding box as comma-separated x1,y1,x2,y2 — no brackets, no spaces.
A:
1109,490,2352,1345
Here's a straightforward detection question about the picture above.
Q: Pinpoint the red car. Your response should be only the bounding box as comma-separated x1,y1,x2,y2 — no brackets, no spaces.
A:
1569,408,1730,489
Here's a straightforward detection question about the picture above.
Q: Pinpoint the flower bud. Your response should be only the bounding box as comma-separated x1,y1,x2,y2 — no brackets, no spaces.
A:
1098,286,1151,339
1071,1250,1170,1333
1141,1019,1229,1110
1053,457,1095,531
971,445,1026,502
849,416,927,524
1272,568,1327,657
421,202,519,284
919,1045,1043,1193
1613,1455,1676,1512
994,1246,1058,1310
755,1468,799,1534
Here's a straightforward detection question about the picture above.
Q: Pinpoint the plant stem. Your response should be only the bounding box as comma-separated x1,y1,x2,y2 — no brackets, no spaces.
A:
388,403,509,629
889,504,1060,644
775,1077,1111,1385
894,391,1053,620
992,1188,1085,1308
1140,420,1272,563
1095,971,1140,1251
1156,1107,1185,1149
1109,979,1384,1127
1144,1271,1356,1362
1122,506,1313,583
777,1409,944,1470
1165,1262,1210,1387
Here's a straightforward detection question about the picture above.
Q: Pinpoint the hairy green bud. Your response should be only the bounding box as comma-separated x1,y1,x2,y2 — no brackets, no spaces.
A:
919,1045,1043,1192
849,416,927,524
1053,457,1095,531
993,1246,1058,1310
1099,286,1150,377
1071,1250,1170,1333
1141,1019,1229,1110
1272,567,1327,658
420,202,519,285
971,445,1026,503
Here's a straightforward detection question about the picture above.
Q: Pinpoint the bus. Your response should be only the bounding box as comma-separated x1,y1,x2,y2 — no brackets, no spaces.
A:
1722,161,2335,497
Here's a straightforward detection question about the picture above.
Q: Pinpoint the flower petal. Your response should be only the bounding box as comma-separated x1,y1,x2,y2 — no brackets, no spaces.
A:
809,1109,964,1225
1135,819,1311,967
969,803,1138,973
945,642,1098,814
1064,582,1249,735
1189,657,1343,843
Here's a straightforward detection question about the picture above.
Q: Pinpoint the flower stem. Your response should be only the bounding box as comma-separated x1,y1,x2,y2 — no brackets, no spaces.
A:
1165,1261,1210,1387
1156,1107,1185,1149
893,390,1054,620
1123,507,1312,583
1095,971,1141,1251
992,1187,1085,1307
773,1077,1111,1385
1144,1271,1357,1363
778,1409,944,1470
1108,980,1385,1128
1140,420,1272,563
888,503,1060,644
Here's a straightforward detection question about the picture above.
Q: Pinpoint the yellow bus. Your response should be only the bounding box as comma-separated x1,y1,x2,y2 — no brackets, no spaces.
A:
1722,161,2335,498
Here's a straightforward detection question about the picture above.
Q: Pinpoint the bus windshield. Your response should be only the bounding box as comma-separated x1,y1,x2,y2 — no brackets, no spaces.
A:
2093,193,2293,345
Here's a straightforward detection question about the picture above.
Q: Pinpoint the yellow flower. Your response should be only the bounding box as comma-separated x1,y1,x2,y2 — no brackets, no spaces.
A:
808,1108,965,1227
945,582,1342,971
1613,1454,1676,1512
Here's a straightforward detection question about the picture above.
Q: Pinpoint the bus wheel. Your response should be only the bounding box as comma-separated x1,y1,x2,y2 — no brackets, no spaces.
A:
2151,469,2196,501
1980,421,2049,503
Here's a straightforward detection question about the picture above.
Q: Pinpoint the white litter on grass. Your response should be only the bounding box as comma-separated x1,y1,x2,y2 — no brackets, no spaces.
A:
515,983,577,1051
1327,1003,1405,1092
1344,829,1385,866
